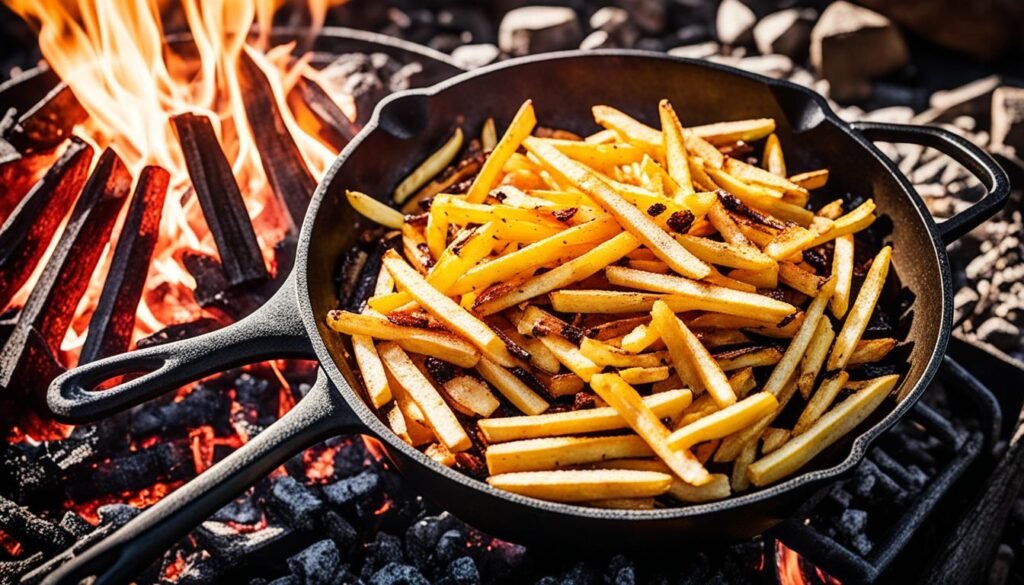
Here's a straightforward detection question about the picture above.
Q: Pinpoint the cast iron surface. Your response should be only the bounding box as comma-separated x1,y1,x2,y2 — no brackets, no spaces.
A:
43,51,1009,585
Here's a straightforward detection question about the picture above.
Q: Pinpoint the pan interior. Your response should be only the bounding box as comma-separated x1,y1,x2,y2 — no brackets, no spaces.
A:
300,52,950,518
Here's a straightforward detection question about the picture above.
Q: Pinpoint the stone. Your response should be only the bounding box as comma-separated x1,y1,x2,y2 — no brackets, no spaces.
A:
734,55,793,79
991,87,1024,156
451,44,500,69
668,41,720,60
580,31,615,50
498,6,582,57
590,6,640,47
715,0,756,46
810,1,909,103
976,317,1021,349
913,75,1002,125
753,9,816,60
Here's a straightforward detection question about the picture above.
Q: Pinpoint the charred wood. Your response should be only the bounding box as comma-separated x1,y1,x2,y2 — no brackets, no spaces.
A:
6,82,87,153
287,75,358,152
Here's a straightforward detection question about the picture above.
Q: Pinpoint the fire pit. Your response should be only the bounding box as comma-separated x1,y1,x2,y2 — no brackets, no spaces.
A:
2,1,1023,585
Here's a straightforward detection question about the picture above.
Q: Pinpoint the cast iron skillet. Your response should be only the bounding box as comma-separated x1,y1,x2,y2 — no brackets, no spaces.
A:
43,50,1008,585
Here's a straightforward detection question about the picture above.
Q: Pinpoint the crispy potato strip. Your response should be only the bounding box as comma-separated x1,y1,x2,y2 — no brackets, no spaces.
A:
488,469,672,502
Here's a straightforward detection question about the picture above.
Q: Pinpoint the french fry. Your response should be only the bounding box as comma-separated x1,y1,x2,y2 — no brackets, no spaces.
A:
466,100,536,203
789,169,829,191
651,300,737,407
524,137,711,279
779,262,825,297
514,306,602,381
692,118,776,145
500,325,561,374
762,277,836,396
792,371,850,435
545,138,646,169
676,234,777,270
764,225,816,261
763,134,786,177
592,459,730,502
816,198,844,219
479,389,692,442
687,312,781,329
685,132,725,168
805,200,876,248
475,357,550,416
798,318,835,398
659,100,695,197
351,335,392,408
402,223,434,274
580,337,667,368
827,246,892,371
707,200,754,247
748,375,898,486
724,157,808,203
326,310,480,368
621,323,661,353
586,128,619,144
675,367,757,427
443,375,500,417
591,373,711,485
761,427,791,454
386,396,434,447
698,329,753,349
848,337,897,366
588,316,652,341
426,442,456,467
548,290,695,314
394,128,464,204
592,105,662,155
727,265,778,289
427,223,498,294
536,371,586,397
481,117,497,150
347,190,405,229
425,205,448,260
606,266,797,319
619,366,672,384
714,346,784,371
666,392,779,450
379,343,471,452
382,250,516,366
714,378,798,463
486,435,656,474
488,469,672,502
707,166,814,226
830,234,854,318
433,194,564,227
731,440,757,492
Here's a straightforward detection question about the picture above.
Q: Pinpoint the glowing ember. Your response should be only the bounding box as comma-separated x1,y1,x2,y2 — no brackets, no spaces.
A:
776,541,842,585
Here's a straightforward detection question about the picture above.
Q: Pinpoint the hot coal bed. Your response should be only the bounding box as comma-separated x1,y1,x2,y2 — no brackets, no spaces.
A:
3,2,1024,585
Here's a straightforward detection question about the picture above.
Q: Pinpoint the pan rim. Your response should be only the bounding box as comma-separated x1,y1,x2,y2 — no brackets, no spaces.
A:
297,49,953,522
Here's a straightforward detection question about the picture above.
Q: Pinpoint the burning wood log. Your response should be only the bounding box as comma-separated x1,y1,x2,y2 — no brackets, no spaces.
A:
288,75,359,153
0,148,130,395
79,166,170,364
0,137,92,311
172,113,269,287
238,50,317,233
6,82,87,153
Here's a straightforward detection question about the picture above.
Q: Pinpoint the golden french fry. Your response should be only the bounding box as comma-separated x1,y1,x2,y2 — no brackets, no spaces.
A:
606,266,796,319
433,194,564,227
348,190,405,229
591,373,711,485
692,118,776,145
428,223,498,294
728,265,779,289
589,316,652,341
592,105,662,155
621,323,660,353
676,234,777,270
500,325,561,374
580,337,667,368
714,378,798,463
723,158,808,203
488,469,672,502
707,200,755,247
761,427,791,454
443,375,500,417
798,317,835,398
793,371,850,435
402,223,434,274
394,128,464,204
731,441,757,492
466,100,536,203
779,262,825,297
762,277,836,396
659,100,695,197
586,128,619,144
848,337,897,366
619,366,672,384
789,169,829,190
535,371,585,397
714,346,784,371
514,306,602,382
479,389,691,442
486,435,655,474
830,234,854,318
827,246,892,371
379,343,471,452
816,198,844,219
651,300,737,407
386,397,434,447
748,375,898,486
806,200,876,248
524,137,711,279
481,117,497,150
666,392,779,450
544,138,646,169
352,335,392,408
763,134,786,177
326,310,480,368
425,207,448,260
764,226,816,261
426,442,456,467
475,357,550,416
707,166,814,226
591,459,730,501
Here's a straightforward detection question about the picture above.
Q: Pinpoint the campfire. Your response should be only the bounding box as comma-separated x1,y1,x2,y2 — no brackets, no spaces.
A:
0,1,1022,585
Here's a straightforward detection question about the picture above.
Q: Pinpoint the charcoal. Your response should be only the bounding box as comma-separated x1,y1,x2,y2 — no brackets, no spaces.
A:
0,494,72,553
405,513,459,568
560,561,599,585
324,511,359,555
329,437,374,479
603,555,635,585
233,373,279,435
287,539,340,585
211,495,263,526
267,476,324,531
97,503,140,525
365,532,406,573
171,551,227,585
869,449,926,491
58,511,91,538
473,539,527,582
67,440,193,500
369,563,429,585
130,385,231,436
434,529,465,567
194,521,296,568
287,76,358,152
268,576,299,585
0,421,117,497
0,552,44,582
323,469,380,508
437,557,479,585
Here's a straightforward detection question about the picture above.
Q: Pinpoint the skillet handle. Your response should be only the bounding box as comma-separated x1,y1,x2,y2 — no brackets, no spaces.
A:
48,272,313,423
41,372,363,585
850,121,1010,245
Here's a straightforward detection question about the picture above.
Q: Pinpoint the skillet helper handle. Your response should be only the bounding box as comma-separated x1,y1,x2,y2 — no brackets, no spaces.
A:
48,272,313,423
850,121,1010,245
41,372,360,585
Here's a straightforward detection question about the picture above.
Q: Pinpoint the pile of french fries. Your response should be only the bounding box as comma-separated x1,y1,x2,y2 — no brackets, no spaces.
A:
327,98,902,508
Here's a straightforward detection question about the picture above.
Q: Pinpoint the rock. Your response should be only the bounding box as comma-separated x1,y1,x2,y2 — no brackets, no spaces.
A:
991,87,1024,156
451,43,500,69
976,317,1021,349
734,55,793,79
498,6,582,57
913,75,1002,125
668,41,720,60
754,9,816,60
810,1,909,103
580,30,616,50
621,0,669,35
715,0,756,46
590,7,639,47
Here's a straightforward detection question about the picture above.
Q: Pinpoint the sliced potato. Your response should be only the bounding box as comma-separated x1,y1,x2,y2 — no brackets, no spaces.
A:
666,392,779,450
793,371,850,435
488,469,672,502
466,100,536,203
475,357,550,416
394,128,464,204
692,118,775,145
763,134,785,177
352,335,392,408
443,375,500,417
326,310,480,368
827,246,892,371
486,435,655,474
651,300,736,408
348,190,405,229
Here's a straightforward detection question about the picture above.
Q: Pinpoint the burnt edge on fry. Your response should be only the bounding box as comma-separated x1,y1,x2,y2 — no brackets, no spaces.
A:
717,189,788,230
666,210,695,234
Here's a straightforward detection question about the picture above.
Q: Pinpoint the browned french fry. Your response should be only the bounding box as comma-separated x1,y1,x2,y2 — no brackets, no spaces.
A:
676,234,777,270
748,375,899,486
548,290,696,314
816,198,844,219
486,435,655,474
727,266,779,289
805,200,876,248
659,100,695,197
793,371,850,435
621,323,660,353
697,329,753,349
789,169,829,191
606,266,797,319
830,234,854,318
592,459,730,501
723,158,808,203
731,440,757,492
394,128,464,204
714,346,784,371
592,105,662,155
383,250,516,367
544,138,646,169
591,373,712,485
714,378,799,463
779,262,825,297
514,306,602,381
619,366,672,384
651,300,737,407
402,223,434,274
763,134,785,177
707,200,754,247
848,337,897,366
586,128,619,144
488,469,672,502
386,400,434,447
466,100,536,203
762,278,836,397
827,246,892,371
426,442,456,467
760,427,791,454
499,325,561,374
478,389,692,442
707,167,814,225
348,190,405,229
676,367,758,427
443,375,500,417
535,371,586,397
764,225,816,261
692,118,776,145
580,337,668,368
475,357,550,416
351,335,392,408
798,317,835,398
666,392,779,450
524,137,711,279
704,266,760,292
379,343,471,452
326,310,480,368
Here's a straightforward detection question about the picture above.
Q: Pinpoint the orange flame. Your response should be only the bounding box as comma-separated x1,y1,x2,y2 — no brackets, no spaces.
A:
3,0,346,359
